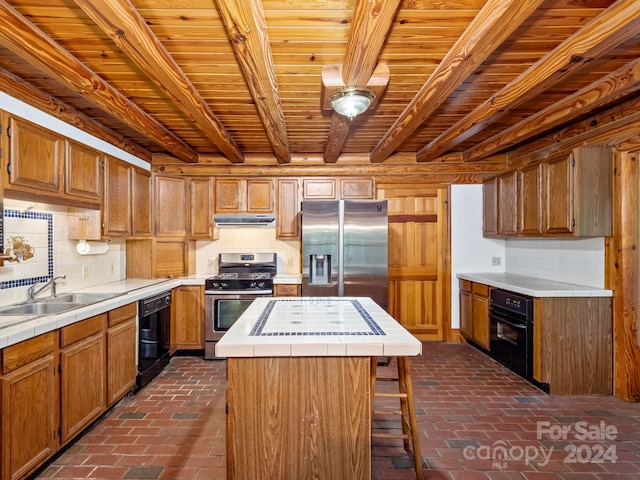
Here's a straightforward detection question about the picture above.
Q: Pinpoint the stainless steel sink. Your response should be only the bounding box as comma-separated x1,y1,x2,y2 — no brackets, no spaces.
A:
0,302,84,316
45,292,122,304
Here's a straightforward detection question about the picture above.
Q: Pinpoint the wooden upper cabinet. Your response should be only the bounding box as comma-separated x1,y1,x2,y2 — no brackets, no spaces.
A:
215,178,273,213
189,177,216,239
276,178,299,238
65,140,102,201
67,208,101,240
5,115,63,194
340,178,374,198
519,163,544,236
545,146,612,237
131,167,152,237
302,178,337,199
497,171,518,236
154,175,186,237
482,177,498,237
103,156,132,237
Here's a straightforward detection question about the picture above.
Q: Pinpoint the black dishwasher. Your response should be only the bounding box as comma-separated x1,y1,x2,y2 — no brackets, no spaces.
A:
137,291,172,389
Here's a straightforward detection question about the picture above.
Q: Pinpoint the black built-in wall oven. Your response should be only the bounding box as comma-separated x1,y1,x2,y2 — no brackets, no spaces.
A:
204,253,276,359
489,289,548,390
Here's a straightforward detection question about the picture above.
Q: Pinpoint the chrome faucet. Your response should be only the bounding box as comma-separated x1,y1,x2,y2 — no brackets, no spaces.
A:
27,275,66,302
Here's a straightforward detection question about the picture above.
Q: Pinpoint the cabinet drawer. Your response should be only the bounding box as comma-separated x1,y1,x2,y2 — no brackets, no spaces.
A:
459,279,472,292
61,314,106,347
472,283,489,297
108,303,137,327
2,331,58,374
274,284,301,297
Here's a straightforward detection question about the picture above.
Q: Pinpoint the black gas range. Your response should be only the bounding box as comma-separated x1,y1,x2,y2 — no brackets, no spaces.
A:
205,252,277,293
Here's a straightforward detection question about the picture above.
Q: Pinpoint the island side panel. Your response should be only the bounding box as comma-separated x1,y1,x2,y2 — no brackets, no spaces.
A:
226,356,371,480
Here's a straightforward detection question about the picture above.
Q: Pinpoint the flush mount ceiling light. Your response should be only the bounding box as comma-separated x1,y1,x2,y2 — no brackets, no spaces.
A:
328,88,375,120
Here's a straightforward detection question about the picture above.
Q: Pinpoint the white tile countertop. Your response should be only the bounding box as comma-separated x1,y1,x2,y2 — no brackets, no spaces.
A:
273,274,302,284
0,276,209,349
215,297,422,358
456,272,613,297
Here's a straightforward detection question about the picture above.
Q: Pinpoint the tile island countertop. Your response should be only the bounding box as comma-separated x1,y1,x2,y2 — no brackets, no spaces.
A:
215,297,422,358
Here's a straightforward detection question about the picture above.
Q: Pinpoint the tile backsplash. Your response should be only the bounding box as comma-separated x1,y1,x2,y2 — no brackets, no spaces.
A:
195,227,300,275
505,237,605,288
1,199,125,306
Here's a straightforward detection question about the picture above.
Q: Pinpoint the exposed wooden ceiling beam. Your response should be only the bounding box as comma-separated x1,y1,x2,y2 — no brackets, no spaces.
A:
507,93,640,166
323,0,400,164
0,0,198,163
73,0,243,164
369,0,544,164
215,0,290,164
0,67,152,162
417,0,640,163
464,57,640,162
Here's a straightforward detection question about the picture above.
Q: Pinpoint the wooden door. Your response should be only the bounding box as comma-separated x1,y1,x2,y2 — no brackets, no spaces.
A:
60,331,106,444
276,178,299,238
1,355,58,480
519,163,544,236
545,154,574,234
246,179,273,212
65,140,102,201
498,171,518,235
302,178,337,199
107,318,137,406
103,156,132,237
216,178,245,212
459,280,472,339
377,185,449,340
472,283,490,349
188,177,214,238
482,178,498,237
154,175,186,237
173,286,204,349
131,168,152,237
340,178,374,199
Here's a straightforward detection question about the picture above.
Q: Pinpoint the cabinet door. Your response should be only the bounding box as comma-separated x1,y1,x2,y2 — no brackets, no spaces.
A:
482,178,498,237
60,332,106,444
154,175,186,237
173,286,204,349
67,208,101,240
472,284,490,350
274,284,301,297
131,168,152,237
1,355,58,480
216,178,246,212
519,163,544,236
107,317,137,406
7,116,64,194
276,178,299,238
302,178,337,199
103,156,132,237
340,178,374,199
189,177,214,238
246,179,273,212
497,171,518,235
459,281,472,339
65,140,102,201
545,155,574,234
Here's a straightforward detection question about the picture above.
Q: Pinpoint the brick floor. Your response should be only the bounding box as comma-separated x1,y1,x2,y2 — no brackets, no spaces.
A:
32,342,640,480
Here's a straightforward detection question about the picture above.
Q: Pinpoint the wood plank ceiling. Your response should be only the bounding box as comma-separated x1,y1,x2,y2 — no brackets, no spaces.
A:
0,0,639,167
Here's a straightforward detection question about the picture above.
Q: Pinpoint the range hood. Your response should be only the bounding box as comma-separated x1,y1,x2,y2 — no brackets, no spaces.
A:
213,213,276,227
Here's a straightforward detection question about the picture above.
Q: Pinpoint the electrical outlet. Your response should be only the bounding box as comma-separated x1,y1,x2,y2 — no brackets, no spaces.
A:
491,256,502,266
208,257,215,268
110,262,115,274
82,265,89,278
286,258,293,268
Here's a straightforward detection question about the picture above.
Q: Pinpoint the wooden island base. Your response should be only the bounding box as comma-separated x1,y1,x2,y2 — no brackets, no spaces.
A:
226,356,371,480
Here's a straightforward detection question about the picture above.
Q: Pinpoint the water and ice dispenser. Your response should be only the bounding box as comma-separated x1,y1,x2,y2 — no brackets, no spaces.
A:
309,254,331,284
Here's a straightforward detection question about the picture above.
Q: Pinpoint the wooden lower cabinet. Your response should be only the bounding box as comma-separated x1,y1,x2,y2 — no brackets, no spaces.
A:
173,286,204,349
274,284,300,297
534,296,612,395
59,315,107,444
1,333,59,480
458,280,490,349
107,303,137,406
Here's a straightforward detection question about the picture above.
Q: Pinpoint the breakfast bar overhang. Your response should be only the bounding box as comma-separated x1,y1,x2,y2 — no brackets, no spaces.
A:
215,297,422,480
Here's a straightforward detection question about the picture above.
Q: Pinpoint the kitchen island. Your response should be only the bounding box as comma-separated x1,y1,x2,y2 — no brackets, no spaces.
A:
216,297,421,480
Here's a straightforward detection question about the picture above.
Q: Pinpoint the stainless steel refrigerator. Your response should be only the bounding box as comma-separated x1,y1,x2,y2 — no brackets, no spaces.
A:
301,200,388,310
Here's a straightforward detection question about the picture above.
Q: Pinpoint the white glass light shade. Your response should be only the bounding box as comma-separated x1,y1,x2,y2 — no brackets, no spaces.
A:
328,88,375,120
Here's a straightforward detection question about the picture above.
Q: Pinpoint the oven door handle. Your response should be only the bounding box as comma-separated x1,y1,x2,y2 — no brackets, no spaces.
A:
490,312,528,330
205,290,273,295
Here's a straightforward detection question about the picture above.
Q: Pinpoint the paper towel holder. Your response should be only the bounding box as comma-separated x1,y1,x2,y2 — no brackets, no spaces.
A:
76,239,109,255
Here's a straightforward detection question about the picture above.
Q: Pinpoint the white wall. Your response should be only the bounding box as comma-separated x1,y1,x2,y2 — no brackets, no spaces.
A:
450,185,505,328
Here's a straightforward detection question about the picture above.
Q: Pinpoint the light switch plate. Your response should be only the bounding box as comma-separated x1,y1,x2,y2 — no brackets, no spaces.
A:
491,256,502,266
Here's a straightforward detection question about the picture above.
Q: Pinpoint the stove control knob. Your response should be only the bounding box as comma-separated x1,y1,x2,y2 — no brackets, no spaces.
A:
211,282,220,289
221,282,229,289
250,282,257,289
257,282,265,289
